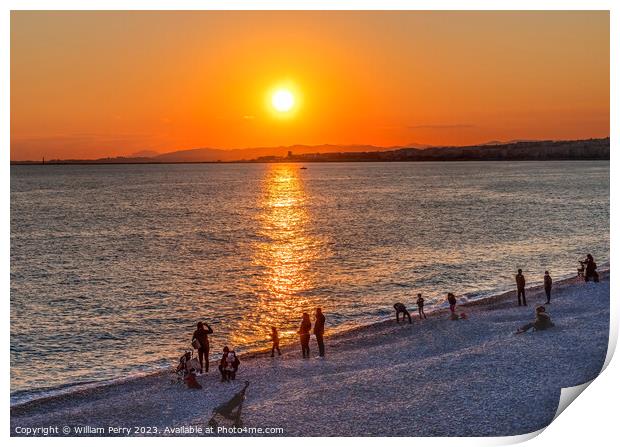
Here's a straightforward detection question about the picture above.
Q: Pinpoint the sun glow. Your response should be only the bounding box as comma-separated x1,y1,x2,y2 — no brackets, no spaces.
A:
271,89,295,113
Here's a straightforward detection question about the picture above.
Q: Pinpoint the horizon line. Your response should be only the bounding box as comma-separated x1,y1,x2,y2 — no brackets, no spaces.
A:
9,135,611,163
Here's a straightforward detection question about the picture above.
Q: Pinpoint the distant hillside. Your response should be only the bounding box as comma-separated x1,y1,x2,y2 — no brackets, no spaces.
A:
152,144,395,163
10,138,609,164
13,144,396,164
275,138,610,163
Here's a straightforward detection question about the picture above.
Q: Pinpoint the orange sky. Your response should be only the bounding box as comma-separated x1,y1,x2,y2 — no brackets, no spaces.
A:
11,11,609,160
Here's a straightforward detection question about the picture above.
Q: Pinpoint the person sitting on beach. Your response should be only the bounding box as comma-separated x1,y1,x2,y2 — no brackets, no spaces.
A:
270,326,281,357
192,321,213,374
218,346,240,382
582,254,599,283
544,271,553,304
183,366,203,390
222,351,240,382
176,352,202,389
298,313,312,358
393,302,412,324
515,306,554,334
515,269,527,306
416,293,427,320
314,308,326,358
447,293,457,315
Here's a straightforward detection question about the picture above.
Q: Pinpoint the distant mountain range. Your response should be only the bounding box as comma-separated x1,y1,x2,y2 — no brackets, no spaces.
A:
150,144,397,163
11,138,609,164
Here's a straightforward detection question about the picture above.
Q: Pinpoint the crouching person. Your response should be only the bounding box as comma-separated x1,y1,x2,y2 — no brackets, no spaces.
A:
218,346,240,382
393,302,412,324
516,306,554,334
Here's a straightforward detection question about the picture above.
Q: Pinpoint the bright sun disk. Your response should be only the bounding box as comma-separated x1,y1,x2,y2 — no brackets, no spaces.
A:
271,89,295,112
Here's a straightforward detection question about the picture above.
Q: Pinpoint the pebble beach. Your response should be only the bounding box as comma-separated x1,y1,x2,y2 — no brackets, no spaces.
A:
11,271,610,437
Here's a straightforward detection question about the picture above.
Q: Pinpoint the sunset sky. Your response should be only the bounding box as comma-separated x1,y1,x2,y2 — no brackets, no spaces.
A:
11,11,609,160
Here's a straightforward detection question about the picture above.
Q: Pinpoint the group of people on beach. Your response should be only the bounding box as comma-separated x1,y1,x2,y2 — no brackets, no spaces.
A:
295,308,326,358
181,254,600,387
269,307,327,359
515,269,554,306
514,255,599,334
182,308,326,386
393,254,599,334
190,322,240,383
394,291,460,324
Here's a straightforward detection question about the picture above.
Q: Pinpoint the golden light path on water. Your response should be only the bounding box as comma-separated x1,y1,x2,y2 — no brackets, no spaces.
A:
231,164,324,348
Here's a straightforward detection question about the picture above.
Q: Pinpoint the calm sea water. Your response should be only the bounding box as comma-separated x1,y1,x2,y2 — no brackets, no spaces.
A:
10,161,609,403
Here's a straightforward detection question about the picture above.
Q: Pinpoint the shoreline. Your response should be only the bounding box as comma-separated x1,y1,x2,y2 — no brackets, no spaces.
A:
11,271,610,435
7,270,574,407
11,269,608,413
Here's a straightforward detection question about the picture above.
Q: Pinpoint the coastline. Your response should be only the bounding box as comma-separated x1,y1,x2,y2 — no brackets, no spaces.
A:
9,137,610,165
10,267,597,407
11,270,610,436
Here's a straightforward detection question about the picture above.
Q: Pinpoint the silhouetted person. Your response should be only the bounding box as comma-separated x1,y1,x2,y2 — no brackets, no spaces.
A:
583,254,599,282
218,346,230,382
416,293,427,320
270,326,281,357
447,293,457,315
225,351,240,381
192,321,213,374
544,271,553,304
298,313,311,358
218,346,240,382
393,302,412,324
516,306,554,334
515,269,527,306
314,308,326,357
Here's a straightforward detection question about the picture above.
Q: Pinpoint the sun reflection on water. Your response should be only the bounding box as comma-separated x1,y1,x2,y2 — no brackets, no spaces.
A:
231,164,323,348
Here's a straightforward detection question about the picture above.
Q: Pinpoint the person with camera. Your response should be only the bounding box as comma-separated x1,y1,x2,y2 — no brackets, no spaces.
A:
192,321,213,374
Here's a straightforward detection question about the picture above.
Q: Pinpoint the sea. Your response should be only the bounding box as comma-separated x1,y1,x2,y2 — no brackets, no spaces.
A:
10,161,609,404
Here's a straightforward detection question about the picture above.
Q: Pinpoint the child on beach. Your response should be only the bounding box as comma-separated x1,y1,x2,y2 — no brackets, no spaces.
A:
416,293,427,320
515,269,527,306
270,326,281,357
447,293,457,315
544,271,553,304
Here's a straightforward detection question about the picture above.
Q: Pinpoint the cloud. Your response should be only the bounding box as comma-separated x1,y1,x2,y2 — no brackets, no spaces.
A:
243,115,255,120
407,124,476,129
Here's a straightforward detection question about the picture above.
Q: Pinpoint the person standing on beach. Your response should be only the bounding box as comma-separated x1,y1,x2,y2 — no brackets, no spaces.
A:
416,293,427,320
314,308,326,357
447,293,457,315
515,269,527,306
544,271,553,304
192,321,213,374
393,302,412,324
583,254,599,282
298,313,312,358
270,326,281,357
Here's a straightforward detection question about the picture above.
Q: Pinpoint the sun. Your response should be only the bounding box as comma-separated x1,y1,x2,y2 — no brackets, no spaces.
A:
271,89,295,113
